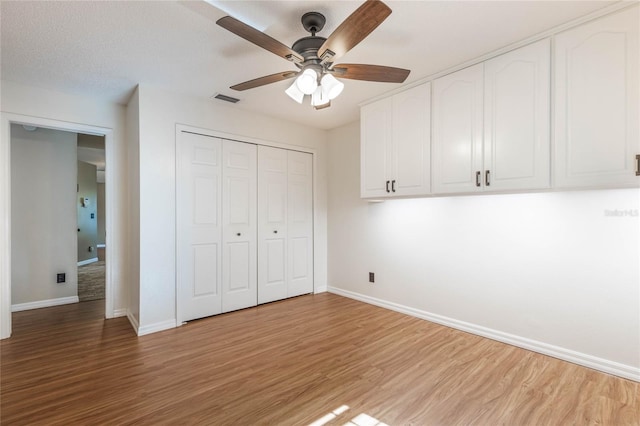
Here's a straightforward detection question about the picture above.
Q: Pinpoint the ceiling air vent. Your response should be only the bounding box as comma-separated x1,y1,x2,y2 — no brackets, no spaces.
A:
212,93,240,103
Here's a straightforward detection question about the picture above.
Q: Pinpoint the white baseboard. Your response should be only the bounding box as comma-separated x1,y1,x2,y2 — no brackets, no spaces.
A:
137,319,176,336
314,285,328,294
113,308,127,318
328,286,640,382
126,309,139,334
77,257,99,266
12,296,79,312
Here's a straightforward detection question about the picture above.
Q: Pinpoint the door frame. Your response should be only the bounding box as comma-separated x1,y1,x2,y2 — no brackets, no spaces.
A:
1,113,116,338
175,124,318,324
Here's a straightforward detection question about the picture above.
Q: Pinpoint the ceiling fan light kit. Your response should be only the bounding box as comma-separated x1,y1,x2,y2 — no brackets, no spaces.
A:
285,80,305,104
216,0,410,110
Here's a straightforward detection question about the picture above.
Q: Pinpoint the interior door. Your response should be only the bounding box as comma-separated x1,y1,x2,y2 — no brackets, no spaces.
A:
257,146,288,304
287,150,313,297
176,131,222,322
222,140,257,313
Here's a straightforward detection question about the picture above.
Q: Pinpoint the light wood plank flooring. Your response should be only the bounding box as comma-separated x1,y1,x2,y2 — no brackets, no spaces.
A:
1,293,638,425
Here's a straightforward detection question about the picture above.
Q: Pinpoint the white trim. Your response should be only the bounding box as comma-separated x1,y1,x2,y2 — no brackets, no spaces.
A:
11,296,79,312
137,319,176,336
1,112,118,338
126,309,139,334
113,308,127,317
77,257,99,266
176,123,317,155
361,2,638,107
328,286,640,382
314,286,327,294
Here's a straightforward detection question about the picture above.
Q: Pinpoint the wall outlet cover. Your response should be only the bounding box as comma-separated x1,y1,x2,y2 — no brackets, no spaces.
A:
56,273,65,283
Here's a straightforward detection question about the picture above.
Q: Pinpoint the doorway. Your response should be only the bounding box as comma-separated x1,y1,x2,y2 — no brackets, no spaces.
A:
0,114,115,339
10,125,107,312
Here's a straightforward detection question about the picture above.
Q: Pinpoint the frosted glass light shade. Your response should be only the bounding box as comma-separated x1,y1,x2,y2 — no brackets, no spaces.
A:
321,73,344,100
285,80,304,104
296,68,318,95
311,85,329,107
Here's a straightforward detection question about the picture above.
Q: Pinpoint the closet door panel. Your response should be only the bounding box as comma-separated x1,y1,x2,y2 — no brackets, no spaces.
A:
287,151,313,297
258,146,288,304
222,141,257,313
176,132,222,322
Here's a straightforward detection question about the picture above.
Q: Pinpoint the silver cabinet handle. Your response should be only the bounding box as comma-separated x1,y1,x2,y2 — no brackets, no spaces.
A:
485,170,491,186
475,171,481,187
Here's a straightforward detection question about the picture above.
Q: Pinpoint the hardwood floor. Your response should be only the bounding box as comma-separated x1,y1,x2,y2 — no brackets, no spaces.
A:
1,293,638,425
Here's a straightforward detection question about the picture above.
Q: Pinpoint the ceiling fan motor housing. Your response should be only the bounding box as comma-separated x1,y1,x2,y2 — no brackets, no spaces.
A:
301,12,325,35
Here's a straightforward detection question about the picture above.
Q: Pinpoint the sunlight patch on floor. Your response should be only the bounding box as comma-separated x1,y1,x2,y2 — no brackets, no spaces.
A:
308,405,388,426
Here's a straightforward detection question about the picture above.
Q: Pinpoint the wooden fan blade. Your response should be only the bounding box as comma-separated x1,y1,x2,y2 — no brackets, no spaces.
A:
318,0,392,61
217,16,303,64
230,71,298,91
314,101,331,110
331,64,410,83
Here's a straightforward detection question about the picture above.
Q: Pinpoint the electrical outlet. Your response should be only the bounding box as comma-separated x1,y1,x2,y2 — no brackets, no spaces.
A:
369,272,375,283
56,273,65,283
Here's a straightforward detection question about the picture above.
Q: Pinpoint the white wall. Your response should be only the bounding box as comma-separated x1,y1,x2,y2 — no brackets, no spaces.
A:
126,87,140,328
134,85,328,334
1,80,129,336
328,121,640,380
77,160,98,262
97,183,105,245
10,125,78,306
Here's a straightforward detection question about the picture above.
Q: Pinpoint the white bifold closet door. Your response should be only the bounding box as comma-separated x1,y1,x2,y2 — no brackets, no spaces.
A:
258,146,313,304
177,132,223,322
177,132,257,322
221,140,257,313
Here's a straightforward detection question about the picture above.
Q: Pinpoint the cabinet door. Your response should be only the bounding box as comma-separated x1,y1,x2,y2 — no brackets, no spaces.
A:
257,146,288,304
432,64,484,194
554,6,639,188
391,82,431,196
222,140,257,313
287,151,314,298
176,132,222,322
484,39,550,191
361,97,393,197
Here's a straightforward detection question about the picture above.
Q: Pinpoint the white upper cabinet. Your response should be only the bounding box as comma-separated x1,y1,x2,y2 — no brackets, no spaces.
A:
554,6,639,188
361,83,431,198
361,97,392,198
432,64,484,194
392,83,431,196
484,39,550,191
433,40,551,194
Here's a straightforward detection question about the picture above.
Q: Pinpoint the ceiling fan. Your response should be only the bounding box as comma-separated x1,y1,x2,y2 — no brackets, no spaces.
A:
216,0,410,109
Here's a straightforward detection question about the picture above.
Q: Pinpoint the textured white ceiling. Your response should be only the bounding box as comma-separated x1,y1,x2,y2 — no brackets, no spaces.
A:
1,0,614,130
